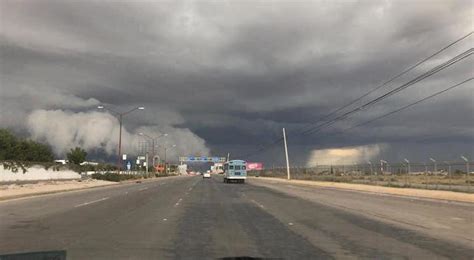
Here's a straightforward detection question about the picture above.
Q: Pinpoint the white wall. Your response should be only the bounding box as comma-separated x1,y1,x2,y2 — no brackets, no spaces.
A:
0,165,81,182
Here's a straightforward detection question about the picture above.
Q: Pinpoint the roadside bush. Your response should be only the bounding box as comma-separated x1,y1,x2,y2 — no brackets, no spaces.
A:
155,173,174,178
91,173,141,182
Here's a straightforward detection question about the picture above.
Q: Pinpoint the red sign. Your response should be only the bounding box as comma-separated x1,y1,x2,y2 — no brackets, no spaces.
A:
246,162,264,170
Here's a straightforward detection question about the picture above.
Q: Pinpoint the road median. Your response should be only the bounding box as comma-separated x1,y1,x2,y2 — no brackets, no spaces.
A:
249,177,474,203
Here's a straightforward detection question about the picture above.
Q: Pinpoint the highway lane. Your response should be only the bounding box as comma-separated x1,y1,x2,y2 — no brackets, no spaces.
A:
249,177,474,249
0,175,473,259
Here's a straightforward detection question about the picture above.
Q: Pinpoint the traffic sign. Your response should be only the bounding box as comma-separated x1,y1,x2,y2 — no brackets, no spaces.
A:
179,156,226,163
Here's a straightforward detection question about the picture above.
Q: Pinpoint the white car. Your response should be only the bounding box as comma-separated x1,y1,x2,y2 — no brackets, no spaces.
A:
203,172,211,178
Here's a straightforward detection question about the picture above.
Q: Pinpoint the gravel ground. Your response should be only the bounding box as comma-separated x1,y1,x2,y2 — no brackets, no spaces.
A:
0,179,117,200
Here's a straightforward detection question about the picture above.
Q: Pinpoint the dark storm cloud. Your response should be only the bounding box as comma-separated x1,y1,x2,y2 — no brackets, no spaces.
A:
1,0,473,164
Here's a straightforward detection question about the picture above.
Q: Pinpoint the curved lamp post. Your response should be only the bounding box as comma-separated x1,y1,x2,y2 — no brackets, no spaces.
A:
98,105,144,173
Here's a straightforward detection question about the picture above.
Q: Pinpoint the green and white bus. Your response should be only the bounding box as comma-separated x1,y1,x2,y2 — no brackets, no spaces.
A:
223,160,247,183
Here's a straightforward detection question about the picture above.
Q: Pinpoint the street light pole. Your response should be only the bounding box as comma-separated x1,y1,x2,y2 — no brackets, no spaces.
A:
444,161,451,190
161,144,176,175
98,105,144,173
461,155,470,192
404,158,410,174
139,132,168,172
380,160,387,175
430,158,437,173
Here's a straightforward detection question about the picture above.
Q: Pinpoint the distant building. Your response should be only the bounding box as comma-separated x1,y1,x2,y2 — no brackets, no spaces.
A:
54,159,67,165
80,161,99,166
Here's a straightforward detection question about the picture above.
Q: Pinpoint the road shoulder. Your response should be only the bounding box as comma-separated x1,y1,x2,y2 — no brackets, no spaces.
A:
249,177,474,203
0,175,186,201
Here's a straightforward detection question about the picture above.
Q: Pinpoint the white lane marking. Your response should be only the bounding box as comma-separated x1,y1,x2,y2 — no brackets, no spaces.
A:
188,187,193,191
250,199,265,209
125,191,128,195
139,187,148,191
288,222,294,226
74,197,109,208
174,198,184,207
163,218,167,221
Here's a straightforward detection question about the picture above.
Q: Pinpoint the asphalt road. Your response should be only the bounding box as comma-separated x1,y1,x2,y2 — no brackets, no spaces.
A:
0,175,472,259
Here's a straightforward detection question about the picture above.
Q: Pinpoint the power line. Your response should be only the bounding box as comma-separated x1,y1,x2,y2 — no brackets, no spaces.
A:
240,137,283,160
301,48,473,136
337,77,473,134
297,31,473,135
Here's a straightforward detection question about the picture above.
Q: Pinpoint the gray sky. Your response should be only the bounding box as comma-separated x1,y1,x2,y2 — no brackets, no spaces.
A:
1,0,473,165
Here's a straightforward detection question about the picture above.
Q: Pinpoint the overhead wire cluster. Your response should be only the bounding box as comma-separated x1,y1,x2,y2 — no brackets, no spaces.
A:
238,31,473,160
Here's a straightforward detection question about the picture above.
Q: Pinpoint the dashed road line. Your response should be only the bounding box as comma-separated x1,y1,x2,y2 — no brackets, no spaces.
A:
139,187,148,191
250,199,265,209
74,197,109,208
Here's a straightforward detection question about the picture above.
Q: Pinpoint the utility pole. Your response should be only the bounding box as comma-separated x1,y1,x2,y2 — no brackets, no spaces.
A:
283,128,290,180
227,153,230,162
118,114,122,174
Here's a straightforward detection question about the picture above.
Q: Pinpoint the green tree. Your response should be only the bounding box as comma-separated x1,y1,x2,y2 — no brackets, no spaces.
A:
0,129,54,162
66,147,88,165
0,129,18,160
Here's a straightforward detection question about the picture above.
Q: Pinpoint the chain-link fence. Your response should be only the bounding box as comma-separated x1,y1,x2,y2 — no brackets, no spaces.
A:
249,161,473,193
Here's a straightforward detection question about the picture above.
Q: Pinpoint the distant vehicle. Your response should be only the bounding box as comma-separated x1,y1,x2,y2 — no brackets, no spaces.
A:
154,164,165,173
178,164,187,175
203,172,211,178
211,163,224,174
223,160,247,183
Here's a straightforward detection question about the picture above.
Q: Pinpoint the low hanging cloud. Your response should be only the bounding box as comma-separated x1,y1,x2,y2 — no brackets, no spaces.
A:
134,125,211,160
306,144,387,166
26,109,210,160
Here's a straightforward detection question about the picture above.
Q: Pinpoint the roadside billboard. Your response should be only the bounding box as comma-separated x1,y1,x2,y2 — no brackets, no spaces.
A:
246,162,264,170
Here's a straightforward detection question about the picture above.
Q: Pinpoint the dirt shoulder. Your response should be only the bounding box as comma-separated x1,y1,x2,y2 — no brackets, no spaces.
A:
0,179,118,201
249,177,474,203
0,175,188,201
